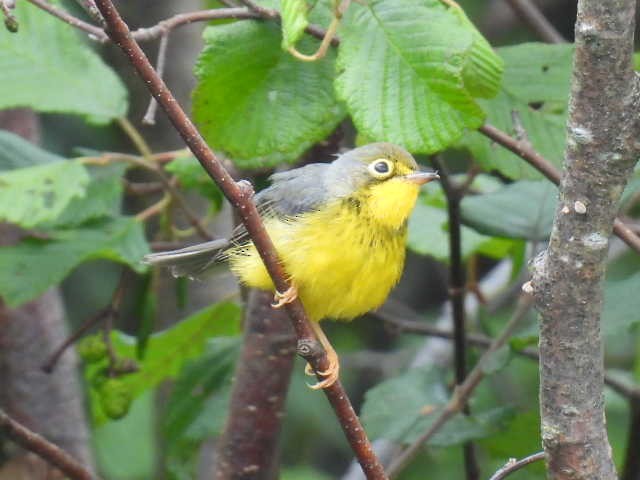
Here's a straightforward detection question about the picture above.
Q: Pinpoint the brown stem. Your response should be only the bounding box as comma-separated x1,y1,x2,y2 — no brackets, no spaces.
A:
214,290,296,479
503,0,566,43
478,123,640,254
622,400,640,480
0,410,96,480
430,156,479,480
488,451,546,480
93,1,385,477
24,0,105,39
385,295,534,479
529,0,640,477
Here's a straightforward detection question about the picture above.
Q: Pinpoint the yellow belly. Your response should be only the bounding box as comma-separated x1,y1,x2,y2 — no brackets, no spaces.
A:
227,200,407,322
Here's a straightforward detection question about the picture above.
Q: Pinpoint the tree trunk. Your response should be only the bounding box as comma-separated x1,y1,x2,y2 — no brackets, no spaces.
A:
530,1,640,479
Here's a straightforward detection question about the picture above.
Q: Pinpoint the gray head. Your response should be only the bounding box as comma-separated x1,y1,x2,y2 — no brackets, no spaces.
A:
325,142,437,198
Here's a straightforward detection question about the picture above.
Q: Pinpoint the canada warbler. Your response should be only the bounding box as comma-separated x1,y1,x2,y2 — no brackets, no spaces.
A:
144,143,438,388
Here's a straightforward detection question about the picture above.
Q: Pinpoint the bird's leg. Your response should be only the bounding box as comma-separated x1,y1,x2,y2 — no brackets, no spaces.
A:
271,283,299,308
306,322,340,390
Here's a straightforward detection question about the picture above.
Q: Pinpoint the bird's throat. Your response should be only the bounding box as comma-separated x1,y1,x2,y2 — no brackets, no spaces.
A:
349,179,421,231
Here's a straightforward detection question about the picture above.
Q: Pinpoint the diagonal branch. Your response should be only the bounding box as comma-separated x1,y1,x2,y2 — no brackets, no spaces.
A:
503,0,566,43
478,123,640,254
488,451,545,480
0,410,96,480
92,1,385,478
385,294,534,478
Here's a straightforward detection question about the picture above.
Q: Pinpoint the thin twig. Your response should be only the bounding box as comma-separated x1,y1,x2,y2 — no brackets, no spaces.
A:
25,0,106,39
142,33,169,125
135,192,171,221
385,295,534,479
117,119,214,240
379,307,640,401
0,410,96,480
478,123,640,254
94,2,385,477
41,269,128,374
1,0,18,32
431,156,480,480
287,0,349,61
73,0,105,26
503,0,566,44
488,451,546,480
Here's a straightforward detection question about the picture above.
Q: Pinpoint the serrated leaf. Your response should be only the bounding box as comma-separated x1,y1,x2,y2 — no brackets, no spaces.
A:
280,0,309,49
408,202,515,261
0,217,148,307
86,302,242,425
164,337,240,479
361,365,512,445
460,181,557,240
460,43,573,179
335,0,503,153
0,1,128,122
193,21,344,167
165,155,223,210
0,160,89,228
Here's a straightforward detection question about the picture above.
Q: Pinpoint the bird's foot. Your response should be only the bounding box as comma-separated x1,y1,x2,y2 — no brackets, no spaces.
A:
307,349,340,390
271,284,298,308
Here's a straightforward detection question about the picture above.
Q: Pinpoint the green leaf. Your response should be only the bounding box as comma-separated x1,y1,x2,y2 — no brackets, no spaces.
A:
460,181,557,240
460,43,573,179
0,1,128,122
86,302,242,424
280,0,309,49
335,0,503,153
0,130,62,170
165,155,223,210
164,337,240,479
94,391,156,480
361,365,512,445
408,202,515,261
0,159,89,228
480,345,513,375
0,217,148,307
602,272,640,334
193,21,345,167
52,162,128,227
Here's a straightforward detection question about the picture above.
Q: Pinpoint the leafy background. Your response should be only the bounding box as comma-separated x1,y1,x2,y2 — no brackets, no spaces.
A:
0,0,639,479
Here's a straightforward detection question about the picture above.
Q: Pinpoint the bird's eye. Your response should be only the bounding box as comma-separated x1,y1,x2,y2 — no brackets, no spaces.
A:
368,159,394,179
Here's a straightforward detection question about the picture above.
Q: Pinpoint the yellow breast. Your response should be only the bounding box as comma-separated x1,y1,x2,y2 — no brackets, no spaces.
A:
227,178,421,322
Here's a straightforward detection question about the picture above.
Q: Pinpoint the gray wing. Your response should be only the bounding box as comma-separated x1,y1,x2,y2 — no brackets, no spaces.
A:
142,238,229,279
226,162,332,247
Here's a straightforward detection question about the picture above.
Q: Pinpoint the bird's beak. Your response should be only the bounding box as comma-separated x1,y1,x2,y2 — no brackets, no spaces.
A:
404,171,440,185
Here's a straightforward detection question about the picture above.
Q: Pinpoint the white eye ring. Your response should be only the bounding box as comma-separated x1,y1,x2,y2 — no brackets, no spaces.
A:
368,159,394,179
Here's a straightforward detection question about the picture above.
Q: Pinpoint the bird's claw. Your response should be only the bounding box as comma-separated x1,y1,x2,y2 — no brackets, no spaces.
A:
306,351,340,390
271,284,298,308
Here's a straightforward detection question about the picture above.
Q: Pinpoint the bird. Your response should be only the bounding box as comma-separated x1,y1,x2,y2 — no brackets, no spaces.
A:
144,143,439,389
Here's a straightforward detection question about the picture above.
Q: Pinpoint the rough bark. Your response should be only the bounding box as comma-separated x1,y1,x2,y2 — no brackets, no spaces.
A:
530,1,640,479
0,110,95,477
214,290,297,480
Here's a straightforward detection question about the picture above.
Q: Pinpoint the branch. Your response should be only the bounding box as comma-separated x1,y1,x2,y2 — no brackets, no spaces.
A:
25,0,105,39
528,0,640,477
142,33,169,125
93,2,385,478
622,400,640,480
214,290,297,479
385,295,534,479
478,123,640,255
430,156,479,480
0,410,96,480
503,0,566,43
488,451,546,480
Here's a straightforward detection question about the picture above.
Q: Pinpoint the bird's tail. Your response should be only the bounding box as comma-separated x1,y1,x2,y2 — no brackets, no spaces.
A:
142,238,229,280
